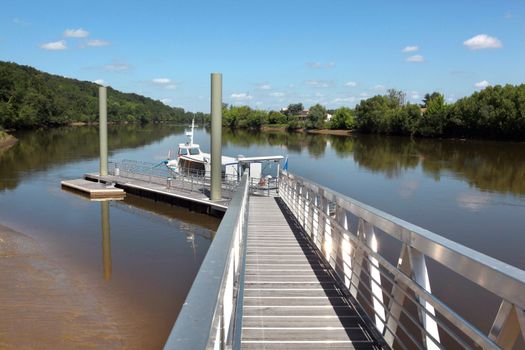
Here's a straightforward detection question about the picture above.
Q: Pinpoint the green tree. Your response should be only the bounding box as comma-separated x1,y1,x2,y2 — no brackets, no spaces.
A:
268,111,286,124
287,103,304,116
417,93,448,137
387,89,406,108
330,107,355,129
0,61,194,129
422,92,442,108
389,104,421,135
307,104,327,129
355,95,390,133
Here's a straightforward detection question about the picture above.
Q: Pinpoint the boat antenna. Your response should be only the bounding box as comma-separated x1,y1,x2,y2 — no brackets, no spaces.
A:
190,118,194,145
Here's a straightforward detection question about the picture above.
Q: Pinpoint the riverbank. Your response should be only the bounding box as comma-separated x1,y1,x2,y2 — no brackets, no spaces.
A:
261,125,353,136
0,132,17,151
303,128,352,136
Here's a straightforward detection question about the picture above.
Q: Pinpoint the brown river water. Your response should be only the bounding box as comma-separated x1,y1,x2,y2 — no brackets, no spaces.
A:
0,125,524,348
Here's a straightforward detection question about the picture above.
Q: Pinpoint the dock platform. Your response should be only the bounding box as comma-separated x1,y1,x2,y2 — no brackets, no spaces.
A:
241,196,382,349
61,179,125,199
84,173,230,215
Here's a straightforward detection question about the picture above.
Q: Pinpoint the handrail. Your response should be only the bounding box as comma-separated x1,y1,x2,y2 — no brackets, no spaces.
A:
108,159,239,198
163,172,249,350
279,170,525,349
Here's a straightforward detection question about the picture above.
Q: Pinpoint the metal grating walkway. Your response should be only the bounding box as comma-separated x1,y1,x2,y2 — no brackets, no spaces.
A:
241,196,383,349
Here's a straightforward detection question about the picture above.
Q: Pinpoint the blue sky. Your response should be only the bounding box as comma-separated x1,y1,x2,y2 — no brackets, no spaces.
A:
1,0,524,112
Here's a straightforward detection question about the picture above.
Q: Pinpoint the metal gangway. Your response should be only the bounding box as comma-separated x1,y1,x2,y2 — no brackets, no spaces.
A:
164,171,525,349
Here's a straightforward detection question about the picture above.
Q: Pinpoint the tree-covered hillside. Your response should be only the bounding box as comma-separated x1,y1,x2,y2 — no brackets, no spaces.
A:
0,61,203,129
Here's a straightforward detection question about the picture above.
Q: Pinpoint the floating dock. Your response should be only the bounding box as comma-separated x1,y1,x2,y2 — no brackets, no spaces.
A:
84,173,230,216
61,179,125,200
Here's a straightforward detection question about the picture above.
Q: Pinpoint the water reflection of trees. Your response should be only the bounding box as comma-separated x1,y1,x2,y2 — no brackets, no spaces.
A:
354,136,525,195
352,136,420,178
223,129,328,157
0,124,184,191
416,139,525,195
4,126,523,196
224,129,525,196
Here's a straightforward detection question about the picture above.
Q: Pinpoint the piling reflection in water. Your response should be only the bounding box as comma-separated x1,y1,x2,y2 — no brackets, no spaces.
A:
100,200,112,281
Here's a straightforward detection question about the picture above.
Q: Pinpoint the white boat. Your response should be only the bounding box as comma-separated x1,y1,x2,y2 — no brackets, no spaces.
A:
166,120,284,181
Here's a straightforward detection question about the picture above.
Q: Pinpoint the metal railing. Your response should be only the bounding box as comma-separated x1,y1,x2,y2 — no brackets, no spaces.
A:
108,160,239,199
279,171,525,350
249,176,279,196
164,172,249,350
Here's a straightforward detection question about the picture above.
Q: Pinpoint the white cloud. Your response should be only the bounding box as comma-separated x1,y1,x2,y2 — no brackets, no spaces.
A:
104,61,130,71
13,18,30,26
411,92,420,99
307,62,321,69
160,98,172,105
270,92,285,97
332,97,356,104
64,28,89,38
372,85,385,91
402,46,419,53
474,80,490,88
406,54,425,62
307,62,336,69
152,78,177,89
256,83,271,90
230,92,253,100
94,79,105,86
87,39,110,47
152,78,171,84
40,40,67,50
345,81,357,87
305,80,332,88
463,34,502,50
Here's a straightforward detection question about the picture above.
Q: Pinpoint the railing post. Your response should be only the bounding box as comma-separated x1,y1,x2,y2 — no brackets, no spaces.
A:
350,219,366,299
300,185,306,226
364,221,386,333
318,191,327,254
307,189,315,238
489,301,525,349
383,243,410,346
408,248,440,349
304,190,310,235
334,205,347,280
312,194,319,247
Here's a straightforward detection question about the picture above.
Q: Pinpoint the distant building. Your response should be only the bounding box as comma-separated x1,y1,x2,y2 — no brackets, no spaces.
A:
281,107,310,120
297,109,309,121
280,107,332,122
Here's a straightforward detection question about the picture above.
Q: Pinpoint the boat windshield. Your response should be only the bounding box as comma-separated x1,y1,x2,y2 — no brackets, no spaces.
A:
189,148,200,155
179,148,188,155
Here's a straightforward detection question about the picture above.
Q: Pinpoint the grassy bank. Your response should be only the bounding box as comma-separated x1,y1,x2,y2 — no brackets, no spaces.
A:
0,130,17,150
261,125,352,136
